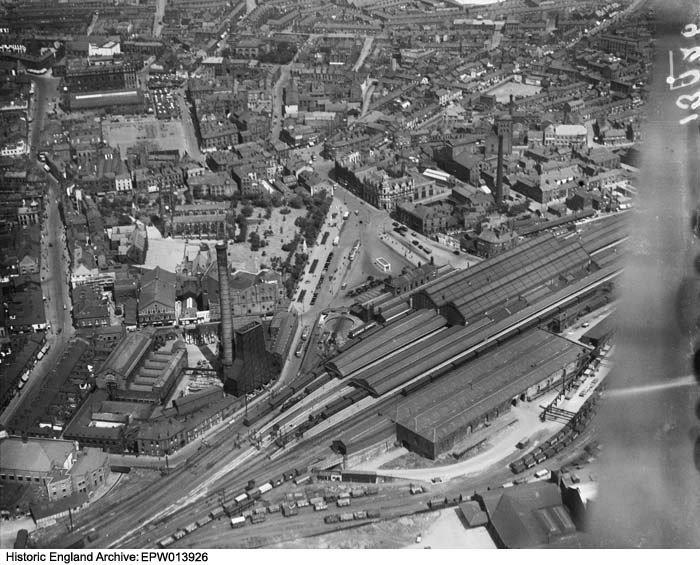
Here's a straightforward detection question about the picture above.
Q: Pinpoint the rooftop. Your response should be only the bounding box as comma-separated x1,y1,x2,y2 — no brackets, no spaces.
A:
416,234,590,324
98,329,154,382
0,437,75,474
139,266,176,309
394,329,585,443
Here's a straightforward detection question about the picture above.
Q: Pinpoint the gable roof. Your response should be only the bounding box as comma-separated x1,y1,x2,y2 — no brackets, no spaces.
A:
139,266,176,309
481,482,577,548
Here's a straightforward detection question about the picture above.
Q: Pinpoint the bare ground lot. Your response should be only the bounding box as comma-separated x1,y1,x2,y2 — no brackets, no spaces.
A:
485,80,543,104
263,510,496,549
102,117,188,155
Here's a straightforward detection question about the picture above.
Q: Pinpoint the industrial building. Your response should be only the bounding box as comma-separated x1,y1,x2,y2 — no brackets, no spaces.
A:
477,482,579,548
393,329,586,459
225,320,274,396
95,328,187,404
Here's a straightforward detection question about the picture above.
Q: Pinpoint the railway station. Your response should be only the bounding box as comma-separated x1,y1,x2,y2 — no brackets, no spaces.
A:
411,233,592,326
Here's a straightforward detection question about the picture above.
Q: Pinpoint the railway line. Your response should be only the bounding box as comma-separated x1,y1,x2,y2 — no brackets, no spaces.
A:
119,416,603,550
46,234,624,549
55,328,606,550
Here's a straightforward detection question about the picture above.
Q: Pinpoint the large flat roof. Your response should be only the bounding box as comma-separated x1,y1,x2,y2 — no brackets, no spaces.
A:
394,329,585,443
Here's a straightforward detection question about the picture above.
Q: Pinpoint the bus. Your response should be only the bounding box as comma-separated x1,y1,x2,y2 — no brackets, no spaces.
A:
374,257,390,272
348,240,360,262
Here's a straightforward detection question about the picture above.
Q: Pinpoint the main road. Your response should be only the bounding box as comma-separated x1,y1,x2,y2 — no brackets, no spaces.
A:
153,0,165,38
2,76,73,427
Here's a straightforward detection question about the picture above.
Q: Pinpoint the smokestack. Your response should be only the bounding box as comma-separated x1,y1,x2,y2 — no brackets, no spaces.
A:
216,242,233,369
495,134,504,206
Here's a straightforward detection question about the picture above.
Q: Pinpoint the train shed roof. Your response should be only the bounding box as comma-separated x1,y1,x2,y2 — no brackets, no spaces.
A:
413,234,590,322
352,263,619,398
325,310,444,378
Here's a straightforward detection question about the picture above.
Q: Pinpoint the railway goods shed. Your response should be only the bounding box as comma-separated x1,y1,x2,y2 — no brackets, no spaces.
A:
393,329,587,459
412,234,591,326
325,310,446,379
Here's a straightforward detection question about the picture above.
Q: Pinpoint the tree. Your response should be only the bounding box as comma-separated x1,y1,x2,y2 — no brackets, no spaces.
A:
249,231,261,251
235,214,248,243
289,196,304,209
241,204,254,218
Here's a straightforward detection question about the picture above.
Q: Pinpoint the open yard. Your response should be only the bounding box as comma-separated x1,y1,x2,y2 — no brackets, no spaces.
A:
102,117,188,155
264,510,496,549
485,80,543,104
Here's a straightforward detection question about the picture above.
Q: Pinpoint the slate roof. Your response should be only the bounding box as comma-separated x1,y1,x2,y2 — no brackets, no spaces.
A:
478,482,577,548
139,266,176,310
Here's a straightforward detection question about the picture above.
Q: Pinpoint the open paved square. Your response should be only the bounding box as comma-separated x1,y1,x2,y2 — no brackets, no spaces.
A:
102,117,188,155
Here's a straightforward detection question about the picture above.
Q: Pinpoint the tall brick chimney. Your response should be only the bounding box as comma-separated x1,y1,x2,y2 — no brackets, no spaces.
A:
495,134,504,206
216,242,233,369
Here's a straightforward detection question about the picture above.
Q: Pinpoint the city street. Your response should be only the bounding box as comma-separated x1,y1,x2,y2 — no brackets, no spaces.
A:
28,74,61,153
352,36,374,73
153,0,165,38
1,143,73,428
175,89,204,162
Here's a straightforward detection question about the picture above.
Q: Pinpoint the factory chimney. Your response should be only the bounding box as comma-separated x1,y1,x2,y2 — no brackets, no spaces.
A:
216,242,234,369
495,134,504,206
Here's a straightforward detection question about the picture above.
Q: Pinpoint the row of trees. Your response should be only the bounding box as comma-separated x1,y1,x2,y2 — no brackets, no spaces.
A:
294,190,333,246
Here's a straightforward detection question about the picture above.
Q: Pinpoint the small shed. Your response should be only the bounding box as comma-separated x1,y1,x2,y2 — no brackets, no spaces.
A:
459,500,489,527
